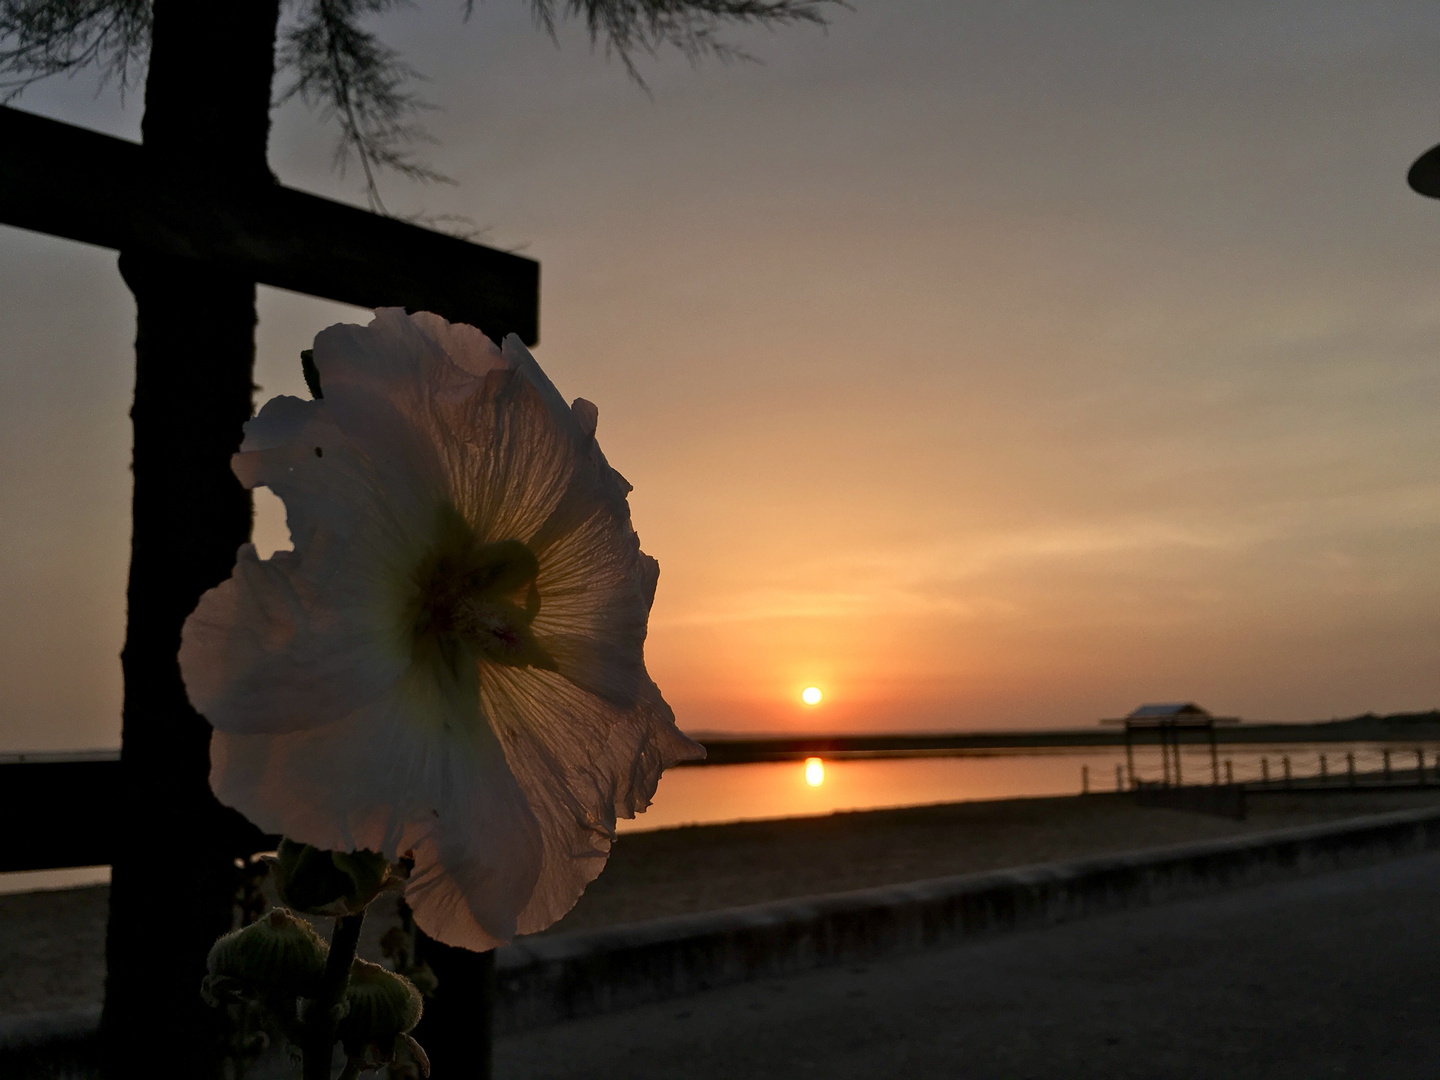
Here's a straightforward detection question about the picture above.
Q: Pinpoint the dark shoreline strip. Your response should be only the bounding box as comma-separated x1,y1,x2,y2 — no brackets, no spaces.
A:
692,717,1440,764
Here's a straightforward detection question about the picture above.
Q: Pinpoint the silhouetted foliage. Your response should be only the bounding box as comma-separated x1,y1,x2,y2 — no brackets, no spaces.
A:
520,0,835,79
0,0,840,208
0,0,149,95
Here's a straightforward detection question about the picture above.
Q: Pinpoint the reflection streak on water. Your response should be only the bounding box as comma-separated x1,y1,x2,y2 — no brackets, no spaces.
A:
617,741,1440,834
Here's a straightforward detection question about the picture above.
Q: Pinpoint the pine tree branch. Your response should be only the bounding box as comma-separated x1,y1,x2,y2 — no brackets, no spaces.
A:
0,0,846,206
508,0,845,87
278,0,451,214
0,0,149,100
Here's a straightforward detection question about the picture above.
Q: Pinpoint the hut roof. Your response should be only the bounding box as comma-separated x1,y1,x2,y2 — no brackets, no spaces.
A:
1127,702,1211,719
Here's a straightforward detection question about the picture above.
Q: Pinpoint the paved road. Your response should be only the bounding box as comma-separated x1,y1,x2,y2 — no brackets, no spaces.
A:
495,851,1440,1079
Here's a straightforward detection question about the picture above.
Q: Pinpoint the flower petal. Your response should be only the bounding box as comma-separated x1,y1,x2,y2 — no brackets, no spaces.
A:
211,676,545,949
181,544,409,734
479,664,702,934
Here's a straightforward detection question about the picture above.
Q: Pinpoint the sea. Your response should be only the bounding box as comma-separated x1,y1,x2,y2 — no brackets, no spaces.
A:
6,740,1439,894
618,740,1440,833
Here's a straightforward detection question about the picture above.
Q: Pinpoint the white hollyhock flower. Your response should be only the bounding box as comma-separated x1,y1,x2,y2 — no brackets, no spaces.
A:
180,309,702,950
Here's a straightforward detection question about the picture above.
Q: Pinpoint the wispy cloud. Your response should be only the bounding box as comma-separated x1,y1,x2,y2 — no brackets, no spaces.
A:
657,484,1440,628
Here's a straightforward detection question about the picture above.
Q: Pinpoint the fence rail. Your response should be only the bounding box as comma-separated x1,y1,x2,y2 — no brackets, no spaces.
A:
3,753,121,874
1116,746,1439,793
1085,745,1440,821
0,752,272,874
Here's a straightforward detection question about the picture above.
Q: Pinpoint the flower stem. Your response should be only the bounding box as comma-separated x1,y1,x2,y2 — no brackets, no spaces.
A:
301,911,366,1080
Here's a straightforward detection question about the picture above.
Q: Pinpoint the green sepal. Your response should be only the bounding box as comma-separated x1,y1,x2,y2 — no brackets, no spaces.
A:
272,839,391,917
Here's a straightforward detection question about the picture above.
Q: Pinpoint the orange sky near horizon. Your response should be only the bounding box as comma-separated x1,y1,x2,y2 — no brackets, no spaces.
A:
5,1,1440,751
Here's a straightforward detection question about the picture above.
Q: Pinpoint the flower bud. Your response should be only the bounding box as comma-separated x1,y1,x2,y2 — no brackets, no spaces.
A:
272,838,391,916
338,959,423,1057
206,908,327,994
390,1031,432,1079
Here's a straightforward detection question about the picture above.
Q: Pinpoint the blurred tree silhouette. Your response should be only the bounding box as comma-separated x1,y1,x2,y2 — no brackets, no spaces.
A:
0,3,838,1077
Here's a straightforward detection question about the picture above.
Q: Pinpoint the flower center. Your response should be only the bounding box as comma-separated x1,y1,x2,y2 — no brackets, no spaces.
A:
406,505,554,673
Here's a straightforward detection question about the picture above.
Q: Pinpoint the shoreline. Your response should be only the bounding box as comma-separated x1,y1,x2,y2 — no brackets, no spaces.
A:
694,715,1440,763
12,712,1440,771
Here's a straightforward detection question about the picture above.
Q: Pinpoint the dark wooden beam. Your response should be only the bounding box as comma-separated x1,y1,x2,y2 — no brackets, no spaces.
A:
0,751,271,874
0,753,118,872
0,106,539,344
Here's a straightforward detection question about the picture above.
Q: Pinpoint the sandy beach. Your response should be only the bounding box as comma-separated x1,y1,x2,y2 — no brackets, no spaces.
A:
5,788,1439,1018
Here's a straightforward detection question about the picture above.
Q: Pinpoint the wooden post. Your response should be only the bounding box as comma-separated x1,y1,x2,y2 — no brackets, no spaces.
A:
1319,753,1328,783
1172,722,1183,788
1282,755,1292,787
1209,724,1219,786
1081,765,1089,794
1347,751,1356,787
1116,763,1124,792
1419,748,1427,786
1261,756,1269,784
1225,759,1233,785
412,939,496,1080
103,7,281,1076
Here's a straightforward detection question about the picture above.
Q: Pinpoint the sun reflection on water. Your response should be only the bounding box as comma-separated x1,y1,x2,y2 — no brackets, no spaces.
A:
804,756,825,787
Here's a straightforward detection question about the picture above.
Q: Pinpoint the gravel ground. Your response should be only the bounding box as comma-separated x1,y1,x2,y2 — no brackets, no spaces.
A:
4,788,1439,1017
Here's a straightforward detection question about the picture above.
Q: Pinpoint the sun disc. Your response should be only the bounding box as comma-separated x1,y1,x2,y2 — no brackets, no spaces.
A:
801,686,823,706
804,757,825,786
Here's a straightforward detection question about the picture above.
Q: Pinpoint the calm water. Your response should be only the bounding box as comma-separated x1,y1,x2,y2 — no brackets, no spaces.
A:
617,740,1440,833
7,741,1439,893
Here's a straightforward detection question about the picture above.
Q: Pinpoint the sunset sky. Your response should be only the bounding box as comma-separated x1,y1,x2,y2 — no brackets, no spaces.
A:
5,1,1440,751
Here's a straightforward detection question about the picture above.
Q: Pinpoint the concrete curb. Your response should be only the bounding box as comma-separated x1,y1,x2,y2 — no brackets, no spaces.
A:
494,803,1440,1034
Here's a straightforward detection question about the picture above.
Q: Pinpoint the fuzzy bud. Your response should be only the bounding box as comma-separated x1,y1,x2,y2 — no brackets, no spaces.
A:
338,959,424,1057
206,908,328,994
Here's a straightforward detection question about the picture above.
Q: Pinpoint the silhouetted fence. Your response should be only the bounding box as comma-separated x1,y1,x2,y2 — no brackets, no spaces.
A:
1103,745,1440,798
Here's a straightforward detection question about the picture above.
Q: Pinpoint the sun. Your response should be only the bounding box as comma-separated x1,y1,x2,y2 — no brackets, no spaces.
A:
801,686,823,706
